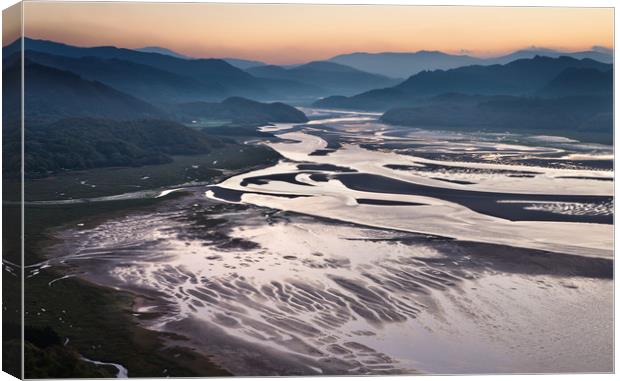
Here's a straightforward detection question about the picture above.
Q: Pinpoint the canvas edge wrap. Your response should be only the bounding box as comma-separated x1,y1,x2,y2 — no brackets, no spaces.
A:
2,1,24,379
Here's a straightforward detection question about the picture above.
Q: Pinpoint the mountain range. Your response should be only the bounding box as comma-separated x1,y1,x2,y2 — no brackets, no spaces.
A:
221,58,267,70
4,38,399,102
171,96,309,125
11,38,272,100
315,56,612,110
2,37,613,156
135,46,190,59
315,54,613,143
5,38,613,105
130,44,613,79
2,54,307,126
3,58,163,123
247,61,400,96
2,43,307,176
380,94,612,144
21,50,224,103
135,46,266,70
537,67,612,97
329,47,613,78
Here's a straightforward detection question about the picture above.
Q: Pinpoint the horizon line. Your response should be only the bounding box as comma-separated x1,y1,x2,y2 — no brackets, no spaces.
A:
4,36,614,66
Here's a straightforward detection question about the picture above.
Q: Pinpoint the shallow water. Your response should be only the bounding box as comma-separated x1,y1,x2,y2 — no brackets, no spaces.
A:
43,110,613,375
81,356,128,378
208,113,613,258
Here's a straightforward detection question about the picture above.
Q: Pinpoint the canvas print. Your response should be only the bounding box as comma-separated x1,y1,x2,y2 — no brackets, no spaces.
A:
1,1,614,378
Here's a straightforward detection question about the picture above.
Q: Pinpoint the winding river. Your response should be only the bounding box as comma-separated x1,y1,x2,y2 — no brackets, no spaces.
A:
43,109,613,375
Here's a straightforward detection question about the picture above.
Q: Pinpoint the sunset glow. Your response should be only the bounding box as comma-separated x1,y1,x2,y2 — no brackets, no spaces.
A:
19,2,614,64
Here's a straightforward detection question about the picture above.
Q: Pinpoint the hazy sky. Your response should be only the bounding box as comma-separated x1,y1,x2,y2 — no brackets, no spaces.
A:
2,2,21,47
19,2,614,64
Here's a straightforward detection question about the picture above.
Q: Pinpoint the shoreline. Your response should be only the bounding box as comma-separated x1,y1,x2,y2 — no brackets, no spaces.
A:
21,154,288,378
24,195,232,377
41,188,613,375
20,113,614,376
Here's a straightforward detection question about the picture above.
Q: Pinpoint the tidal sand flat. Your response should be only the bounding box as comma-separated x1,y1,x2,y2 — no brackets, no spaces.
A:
40,110,613,375
7,5,613,379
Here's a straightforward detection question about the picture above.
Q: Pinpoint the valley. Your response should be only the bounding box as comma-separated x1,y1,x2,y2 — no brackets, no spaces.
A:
14,110,613,376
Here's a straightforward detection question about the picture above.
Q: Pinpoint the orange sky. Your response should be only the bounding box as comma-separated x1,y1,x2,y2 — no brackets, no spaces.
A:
18,2,614,64
2,2,22,46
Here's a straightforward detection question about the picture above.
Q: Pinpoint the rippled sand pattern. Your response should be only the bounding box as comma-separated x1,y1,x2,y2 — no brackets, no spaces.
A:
47,194,613,374
56,202,444,373
498,200,614,216
43,110,613,375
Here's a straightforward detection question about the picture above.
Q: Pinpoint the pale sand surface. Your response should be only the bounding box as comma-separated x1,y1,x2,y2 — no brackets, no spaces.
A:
40,110,613,374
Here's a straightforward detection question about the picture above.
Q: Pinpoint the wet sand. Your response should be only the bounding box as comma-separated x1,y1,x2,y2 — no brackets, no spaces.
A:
38,110,614,375
43,190,613,374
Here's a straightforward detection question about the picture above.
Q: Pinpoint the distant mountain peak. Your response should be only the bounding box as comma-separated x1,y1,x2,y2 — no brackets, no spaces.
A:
297,60,363,72
521,46,559,53
414,50,452,56
246,60,399,96
135,46,189,59
591,45,613,54
328,50,483,78
315,54,612,111
221,58,266,70
328,46,612,78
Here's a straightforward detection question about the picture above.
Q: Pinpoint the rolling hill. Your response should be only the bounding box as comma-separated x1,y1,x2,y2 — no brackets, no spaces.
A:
8,38,273,100
380,94,612,144
3,118,226,176
378,66,613,144
172,96,308,125
3,58,164,123
222,58,266,70
488,48,613,66
135,46,189,59
329,48,612,78
537,67,612,97
315,56,612,110
248,60,400,96
8,38,341,101
23,50,224,102
329,51,483,78
135,46,267,70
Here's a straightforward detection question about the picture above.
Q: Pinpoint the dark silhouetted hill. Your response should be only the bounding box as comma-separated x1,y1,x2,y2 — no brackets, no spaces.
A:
23,50,224,102
315,56,612,110
248,60,400,96
135,46,189,59
329,48,612,78
11,38,273,99
380,94,612,144
488,48,613,65
537,68,612,97
9,38,334,101
173,96,308,125
3,58,164,123
329,51,482,78
222,58,266,70
2,118,225,176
